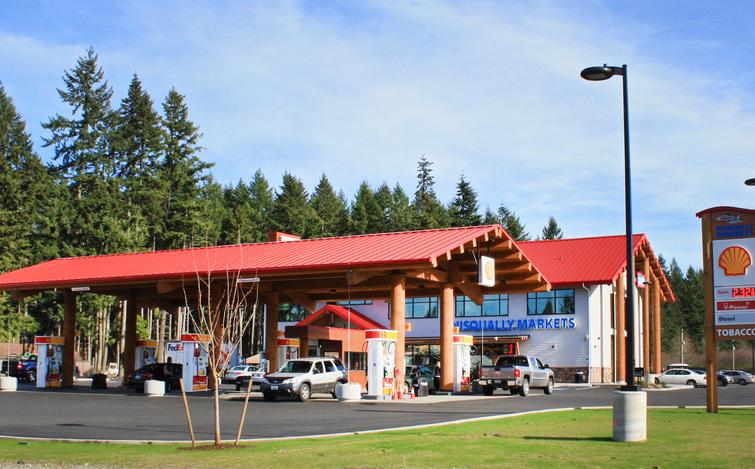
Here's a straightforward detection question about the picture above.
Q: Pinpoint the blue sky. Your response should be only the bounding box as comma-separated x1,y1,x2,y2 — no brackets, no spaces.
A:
1,1,754,270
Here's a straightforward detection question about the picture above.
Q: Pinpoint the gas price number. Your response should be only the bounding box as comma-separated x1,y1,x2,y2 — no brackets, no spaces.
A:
732,287,755,298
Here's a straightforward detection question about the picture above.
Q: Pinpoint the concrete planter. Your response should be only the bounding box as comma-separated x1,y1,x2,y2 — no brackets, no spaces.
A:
613,390,647,442
336,382,361,401
0,376,18,391
144,379,165,397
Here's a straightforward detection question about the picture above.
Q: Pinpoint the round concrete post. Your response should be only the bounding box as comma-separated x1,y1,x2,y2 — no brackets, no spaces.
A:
144,379,165,397
612,390,647,442
0,376,18,391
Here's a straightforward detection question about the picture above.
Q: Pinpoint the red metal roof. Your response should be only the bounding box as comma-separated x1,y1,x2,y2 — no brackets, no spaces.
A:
0,225,501,290
517,234,674,301
295,304,385,330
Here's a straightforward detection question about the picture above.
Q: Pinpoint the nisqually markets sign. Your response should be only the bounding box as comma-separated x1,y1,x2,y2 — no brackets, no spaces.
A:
455,317,576,332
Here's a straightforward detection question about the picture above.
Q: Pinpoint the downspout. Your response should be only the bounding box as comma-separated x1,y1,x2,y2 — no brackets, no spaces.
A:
581,283,591,384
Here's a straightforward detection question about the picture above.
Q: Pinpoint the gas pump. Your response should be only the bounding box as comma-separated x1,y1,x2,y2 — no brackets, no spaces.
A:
34,336,64,389
276,338,300,369
180,334,210,392
366,329,398,399
135,340,158,370
453,334,473,393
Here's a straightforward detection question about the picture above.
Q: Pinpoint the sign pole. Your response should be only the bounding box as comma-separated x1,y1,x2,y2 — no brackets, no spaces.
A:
701,212,718,413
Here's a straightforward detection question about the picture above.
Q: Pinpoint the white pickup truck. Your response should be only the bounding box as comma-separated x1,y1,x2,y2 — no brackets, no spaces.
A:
477,355,555,396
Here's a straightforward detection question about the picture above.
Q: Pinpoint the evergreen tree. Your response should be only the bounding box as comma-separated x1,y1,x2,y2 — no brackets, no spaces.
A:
310,174,348,238
541,216,564,240
193,178,226,246
222,180,255,244
271,172,314,236
681,266,705,348
661,258,686,352
497,204,530,241
351,181,381,233
114,74,165,249
373,182,393,233
389,183,413,231
247,169,274,242
448,174,481,227
412,156,447,229
159,88,212,249
41,48,127,255
482,206,499,225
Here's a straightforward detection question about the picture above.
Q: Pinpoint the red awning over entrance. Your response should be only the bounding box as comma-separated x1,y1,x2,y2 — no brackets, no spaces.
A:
295,304,385,330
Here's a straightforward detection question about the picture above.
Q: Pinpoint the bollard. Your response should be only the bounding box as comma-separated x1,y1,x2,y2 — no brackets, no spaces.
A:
336,382,361,401
144,379,165,397
613,390,647,442
0,376,18,392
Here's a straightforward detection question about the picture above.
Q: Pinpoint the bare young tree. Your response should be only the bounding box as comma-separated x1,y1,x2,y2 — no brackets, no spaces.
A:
182,264,259,447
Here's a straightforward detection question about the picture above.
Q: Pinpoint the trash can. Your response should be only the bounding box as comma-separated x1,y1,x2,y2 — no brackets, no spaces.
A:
574,371,585,384
417,378,429,397
92,373,108,390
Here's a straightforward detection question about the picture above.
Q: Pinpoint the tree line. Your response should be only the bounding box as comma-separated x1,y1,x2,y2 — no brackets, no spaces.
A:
0,48,715,364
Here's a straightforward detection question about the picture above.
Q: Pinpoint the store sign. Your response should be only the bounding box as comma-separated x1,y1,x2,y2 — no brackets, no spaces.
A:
478,256,495,287
455,317,576,332
708,208,755,339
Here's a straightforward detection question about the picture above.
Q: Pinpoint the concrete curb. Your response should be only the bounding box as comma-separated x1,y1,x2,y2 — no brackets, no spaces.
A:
1,405,753,446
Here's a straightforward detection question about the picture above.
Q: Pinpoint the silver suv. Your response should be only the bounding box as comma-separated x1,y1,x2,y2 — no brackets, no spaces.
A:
260,357,347,402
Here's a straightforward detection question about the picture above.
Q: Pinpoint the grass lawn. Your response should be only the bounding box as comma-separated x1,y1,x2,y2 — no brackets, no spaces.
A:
1,408,753,468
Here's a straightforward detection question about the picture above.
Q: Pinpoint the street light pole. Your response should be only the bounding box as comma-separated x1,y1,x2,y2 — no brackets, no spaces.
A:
580,64,638,391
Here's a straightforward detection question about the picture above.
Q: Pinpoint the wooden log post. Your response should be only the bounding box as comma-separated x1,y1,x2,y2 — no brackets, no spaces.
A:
62,290,76,388
616,271,626,384
642,257,651,374
390,275,406,392
123,291,138,384
652,274,662,374
439,283,454,391
265,292,279,373
210,283,224,390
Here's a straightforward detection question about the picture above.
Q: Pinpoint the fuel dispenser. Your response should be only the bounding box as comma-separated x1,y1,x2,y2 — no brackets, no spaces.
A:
180,334,210,392
366,329,398,399
276,338,300,370
453,334,473,393
135,340,158,370
34,336,64,389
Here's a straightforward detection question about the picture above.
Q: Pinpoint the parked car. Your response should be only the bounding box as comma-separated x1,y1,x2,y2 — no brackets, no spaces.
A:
404,365,436,394
663,363,689,372
477,355,555,397
6,355,79,382
223,365,261,385
259,357,346,402
126,363,183,393
655,368,707,387
691,368,731,386
720,370,755,385
233,367,267,391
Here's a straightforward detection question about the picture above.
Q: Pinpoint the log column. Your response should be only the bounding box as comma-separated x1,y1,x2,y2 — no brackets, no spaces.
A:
439,284,454,391
642,257,651,373
615,271,626,384
123,291,138,383
390,275,406,390
265,292,279,373
210,283,224,390
652,275,662,374
62,290,76,388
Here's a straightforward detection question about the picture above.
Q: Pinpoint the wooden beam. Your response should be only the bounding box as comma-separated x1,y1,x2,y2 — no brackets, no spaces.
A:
346,270,383,285
156,280,182,295
283,292,316,312
405,269,449,283
456,281,483,306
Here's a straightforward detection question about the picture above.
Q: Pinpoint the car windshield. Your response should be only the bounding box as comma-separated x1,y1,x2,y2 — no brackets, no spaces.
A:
278,361,312,374
497,356,528,367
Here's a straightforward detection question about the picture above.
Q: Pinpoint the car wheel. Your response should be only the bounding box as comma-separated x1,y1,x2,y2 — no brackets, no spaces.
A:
739,379,747,386
718,377,727,387
483,385,495,396
263,392,276,401
331,390,338,399
509,388,518,395
27,371,36,383
686,380,697,388
519,379,530,397
298,383,311,402
165,382,172,393
544,377,554,395
236,382,241,391
654,377,660,385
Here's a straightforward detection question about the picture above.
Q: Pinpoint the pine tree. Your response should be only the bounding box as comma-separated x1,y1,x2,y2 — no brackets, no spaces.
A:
222,180,255,244
541,216,564,240
159,88,212,249
114,74,166,249
41,48,127,255
497,204,529,241
373,182,393,233
412,156,447,229
193,178,227,246
351,181,381,233
482,206,499,225
661,258,686,352
310,174,348,238
247,169,274,242
448,174,481,227
271,172,314,236
389,184,413,232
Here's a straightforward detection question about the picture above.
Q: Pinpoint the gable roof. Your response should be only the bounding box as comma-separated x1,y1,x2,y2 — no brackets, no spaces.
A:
518,234,675,302
295,304,385,330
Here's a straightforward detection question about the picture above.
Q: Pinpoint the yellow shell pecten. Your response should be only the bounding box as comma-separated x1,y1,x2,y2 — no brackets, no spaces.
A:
484,261,495,280
718,245,751,276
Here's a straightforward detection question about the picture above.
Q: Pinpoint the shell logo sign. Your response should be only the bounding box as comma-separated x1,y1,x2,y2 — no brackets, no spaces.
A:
718,245,751,276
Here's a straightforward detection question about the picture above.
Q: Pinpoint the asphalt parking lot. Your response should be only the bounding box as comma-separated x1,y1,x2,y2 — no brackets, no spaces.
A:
1,383,753,442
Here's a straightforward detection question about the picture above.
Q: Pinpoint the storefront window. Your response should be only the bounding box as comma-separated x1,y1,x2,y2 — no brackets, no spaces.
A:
526,289,575,315
389,297,439,319
455,294,509,317
278,303,309,322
